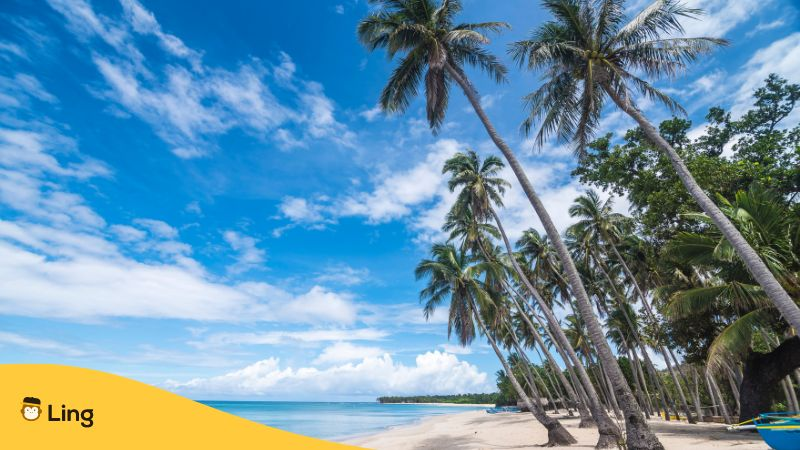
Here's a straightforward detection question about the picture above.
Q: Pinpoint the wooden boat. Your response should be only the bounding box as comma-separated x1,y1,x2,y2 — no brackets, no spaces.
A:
754,413,800,450
730,413,800,450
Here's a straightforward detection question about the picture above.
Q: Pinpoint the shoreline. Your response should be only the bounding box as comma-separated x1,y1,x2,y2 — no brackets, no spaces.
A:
342,410,768,449
378,402,493,407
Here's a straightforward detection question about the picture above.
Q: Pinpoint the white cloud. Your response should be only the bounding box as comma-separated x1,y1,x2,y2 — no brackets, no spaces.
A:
359,105,383,122
48,0,355,158
315,264,370,286
166,351,491,398
680,0,764,38
731,32,800,117
334,4,345,15
109,224,146,242
745,18,787,38
191,328,389,349
132,218,178,239
439,343,472,355
222,230,266,274
313,342,384,365
277,196,328,224
0,331,86,357
0,127,358,324
338,139,460,223
119,0,202,69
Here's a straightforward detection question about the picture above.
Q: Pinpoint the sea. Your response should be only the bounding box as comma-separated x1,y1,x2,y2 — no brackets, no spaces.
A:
199,401,487,440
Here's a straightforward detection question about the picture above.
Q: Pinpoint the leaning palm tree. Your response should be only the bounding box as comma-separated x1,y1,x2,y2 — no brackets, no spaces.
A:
444,150,618,431
569,190,696,423
416,243,577,446
510,0,800,336
358,2,644,446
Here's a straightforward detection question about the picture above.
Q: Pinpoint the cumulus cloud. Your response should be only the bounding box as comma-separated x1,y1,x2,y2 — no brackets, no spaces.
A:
166,351,491,398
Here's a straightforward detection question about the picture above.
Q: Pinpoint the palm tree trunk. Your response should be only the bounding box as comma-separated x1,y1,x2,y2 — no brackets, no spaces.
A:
478,238,588,420
605,241,697,423
603,85,800,333
450,64,660,450
504,319,555,412
631,348,654,416
706,371,731,424
590,251,683,422
691,367,704,421
485,214,607,430
590,248,693,424
470,297,577,446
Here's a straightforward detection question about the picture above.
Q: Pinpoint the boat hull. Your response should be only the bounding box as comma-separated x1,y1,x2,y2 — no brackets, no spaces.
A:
757,427,800,450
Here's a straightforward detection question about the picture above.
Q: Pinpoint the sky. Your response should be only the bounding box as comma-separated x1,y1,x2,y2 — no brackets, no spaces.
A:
0,0,797,401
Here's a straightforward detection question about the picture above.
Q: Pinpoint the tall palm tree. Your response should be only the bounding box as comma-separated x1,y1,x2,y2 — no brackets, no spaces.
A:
511,0,800,335
443,150,623,433
358,2,644,445
569,190,696,423
416,243,577,446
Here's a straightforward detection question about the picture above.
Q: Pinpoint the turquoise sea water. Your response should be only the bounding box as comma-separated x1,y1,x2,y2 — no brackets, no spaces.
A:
200,401,487,440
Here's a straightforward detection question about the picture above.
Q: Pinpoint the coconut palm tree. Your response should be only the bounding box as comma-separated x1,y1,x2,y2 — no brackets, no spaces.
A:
569,190,696,423
664,186,800,419
358,2,642,445
510,0,800,337
443,150,623,432
416,243,577,446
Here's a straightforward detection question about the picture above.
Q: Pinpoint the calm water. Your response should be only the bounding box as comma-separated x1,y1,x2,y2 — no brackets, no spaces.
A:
200,401,487,440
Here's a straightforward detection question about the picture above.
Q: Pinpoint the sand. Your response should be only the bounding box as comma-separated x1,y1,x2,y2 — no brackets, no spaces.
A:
343,411,768,450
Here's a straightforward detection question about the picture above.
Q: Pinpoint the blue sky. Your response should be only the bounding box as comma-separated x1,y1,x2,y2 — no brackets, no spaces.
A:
0,0,797,400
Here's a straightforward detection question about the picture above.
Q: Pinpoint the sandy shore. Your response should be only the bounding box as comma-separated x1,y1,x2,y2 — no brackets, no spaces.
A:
344,411,767,450
380,403,495,407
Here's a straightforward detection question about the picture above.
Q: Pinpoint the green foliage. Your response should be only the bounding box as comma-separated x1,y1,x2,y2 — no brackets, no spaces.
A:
377,393,500,404
574,75,799,244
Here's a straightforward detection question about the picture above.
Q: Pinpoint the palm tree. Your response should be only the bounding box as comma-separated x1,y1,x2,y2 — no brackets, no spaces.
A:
416,243,577,446
664,186,800,419
511,0,800,336
443,150,624,433
358,2,644,445
569,190,696,423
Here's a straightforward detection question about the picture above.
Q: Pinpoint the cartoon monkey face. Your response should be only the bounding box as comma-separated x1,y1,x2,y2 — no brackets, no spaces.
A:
21,397,42,421
22,405,40,421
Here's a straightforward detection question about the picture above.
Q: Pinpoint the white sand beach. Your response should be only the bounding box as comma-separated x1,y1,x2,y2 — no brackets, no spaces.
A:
344,411,768,450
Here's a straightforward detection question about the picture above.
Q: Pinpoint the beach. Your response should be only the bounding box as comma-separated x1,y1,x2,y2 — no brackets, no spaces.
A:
344,411,768,450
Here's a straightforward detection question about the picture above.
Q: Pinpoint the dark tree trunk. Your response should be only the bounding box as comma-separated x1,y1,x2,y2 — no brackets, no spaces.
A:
739,337,800,421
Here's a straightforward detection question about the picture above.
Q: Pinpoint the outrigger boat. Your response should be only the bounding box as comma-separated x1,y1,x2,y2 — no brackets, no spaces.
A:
728,412,800,450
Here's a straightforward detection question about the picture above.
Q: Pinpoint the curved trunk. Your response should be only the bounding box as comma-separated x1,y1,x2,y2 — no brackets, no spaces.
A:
470,297,577,446
488,209,614,436
504,319,554,412
603,85,800,333
605,242,696,423
477,237,587,420
447,63,659,448
707,371,731,424
739,336,800,420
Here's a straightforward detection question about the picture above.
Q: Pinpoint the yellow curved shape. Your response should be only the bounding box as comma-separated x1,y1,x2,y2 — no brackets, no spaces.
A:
0,364,364,449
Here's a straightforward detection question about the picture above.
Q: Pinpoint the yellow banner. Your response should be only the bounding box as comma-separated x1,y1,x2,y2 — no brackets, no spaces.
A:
1,364,362,449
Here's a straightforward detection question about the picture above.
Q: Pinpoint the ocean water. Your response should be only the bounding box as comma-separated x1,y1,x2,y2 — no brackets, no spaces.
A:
200,401,487,440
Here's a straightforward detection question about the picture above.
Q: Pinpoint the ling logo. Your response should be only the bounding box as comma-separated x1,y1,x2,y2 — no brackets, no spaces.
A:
21,397,42,421
20,396,94,428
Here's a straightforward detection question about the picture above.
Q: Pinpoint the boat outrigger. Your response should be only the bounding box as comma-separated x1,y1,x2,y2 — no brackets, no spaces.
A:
728,412,800,450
